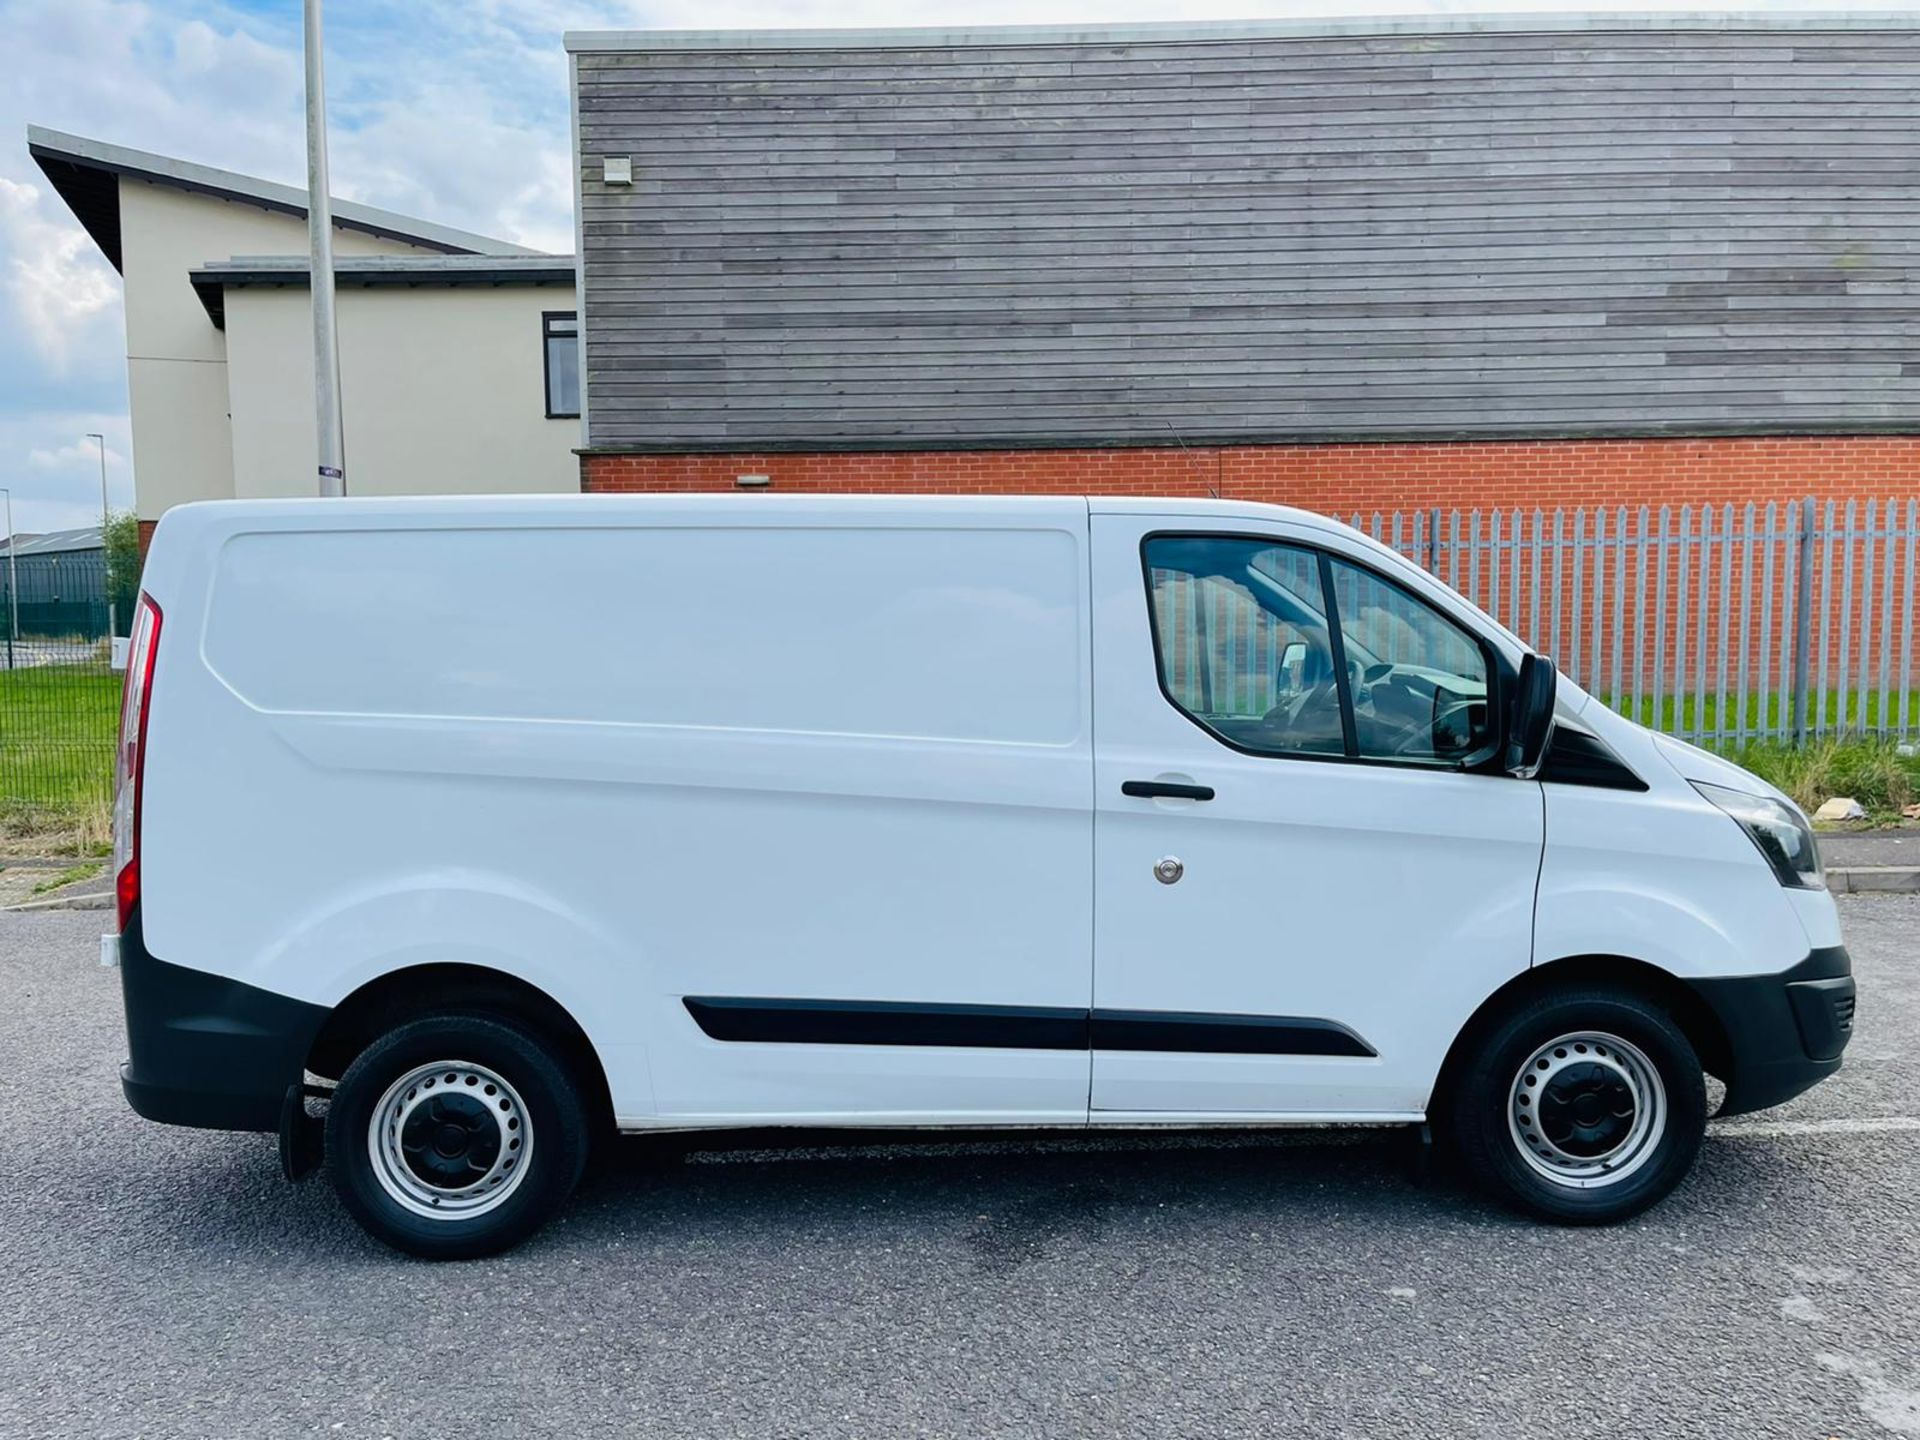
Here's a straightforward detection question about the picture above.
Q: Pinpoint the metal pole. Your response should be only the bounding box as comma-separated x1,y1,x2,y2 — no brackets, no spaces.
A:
304,0,346,496
86,432,115,641
1791,495,1815,743
1,488,17,670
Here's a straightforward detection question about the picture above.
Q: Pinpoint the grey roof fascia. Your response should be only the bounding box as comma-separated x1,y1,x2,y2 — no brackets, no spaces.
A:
26,126,539,272
565,9,1920,50
188,253,578,328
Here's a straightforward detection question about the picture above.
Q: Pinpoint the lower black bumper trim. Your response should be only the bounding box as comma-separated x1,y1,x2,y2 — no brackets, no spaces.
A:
118,905,332,1134
1688,944,1854,1117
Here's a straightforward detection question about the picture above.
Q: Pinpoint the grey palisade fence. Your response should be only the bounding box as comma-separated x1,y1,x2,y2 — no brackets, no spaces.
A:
1355,498,1920,746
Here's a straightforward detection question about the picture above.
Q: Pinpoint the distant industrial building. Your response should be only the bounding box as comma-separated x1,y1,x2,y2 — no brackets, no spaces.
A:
0,527,106,636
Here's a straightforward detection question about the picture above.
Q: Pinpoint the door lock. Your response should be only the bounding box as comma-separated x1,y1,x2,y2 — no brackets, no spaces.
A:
1153,856,1185,885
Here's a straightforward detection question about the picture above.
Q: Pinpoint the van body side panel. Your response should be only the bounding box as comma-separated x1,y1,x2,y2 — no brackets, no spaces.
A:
1533,786,1818,980
1534,708,1818,983
1787,887,1844,951
140,499,1095,1129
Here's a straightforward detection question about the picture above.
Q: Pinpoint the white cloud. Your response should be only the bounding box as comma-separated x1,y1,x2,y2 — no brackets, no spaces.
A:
28,435,125,474
0,176,121,374
0,412,131,536
170,16,302,109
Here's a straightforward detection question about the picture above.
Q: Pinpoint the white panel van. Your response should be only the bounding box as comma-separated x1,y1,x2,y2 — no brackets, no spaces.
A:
108,496,1854,1257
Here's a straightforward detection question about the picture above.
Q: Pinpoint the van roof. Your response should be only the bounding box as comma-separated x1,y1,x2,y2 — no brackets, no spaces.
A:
162,492,1333,529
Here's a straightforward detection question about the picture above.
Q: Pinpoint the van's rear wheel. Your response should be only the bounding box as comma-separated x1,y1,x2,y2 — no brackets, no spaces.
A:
1445,986,1706,1224
326,1013,589,1259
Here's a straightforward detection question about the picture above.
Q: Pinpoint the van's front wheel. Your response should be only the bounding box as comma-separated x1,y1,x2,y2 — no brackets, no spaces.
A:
326,1014,589,1259
1446,987,1707,1224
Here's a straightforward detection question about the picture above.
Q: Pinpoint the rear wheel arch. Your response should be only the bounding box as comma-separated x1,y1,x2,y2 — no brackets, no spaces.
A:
307,963,615,1134
1430,954,1732,1119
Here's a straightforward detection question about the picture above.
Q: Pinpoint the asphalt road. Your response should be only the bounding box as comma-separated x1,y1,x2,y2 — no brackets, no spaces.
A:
1,901,1916,1439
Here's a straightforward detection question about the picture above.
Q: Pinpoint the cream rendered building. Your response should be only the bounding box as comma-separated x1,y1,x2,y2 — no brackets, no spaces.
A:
28,128,580,541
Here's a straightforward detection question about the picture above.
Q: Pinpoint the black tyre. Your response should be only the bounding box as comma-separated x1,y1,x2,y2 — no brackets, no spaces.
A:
325,1013,590,1259
1444,985,1707,1224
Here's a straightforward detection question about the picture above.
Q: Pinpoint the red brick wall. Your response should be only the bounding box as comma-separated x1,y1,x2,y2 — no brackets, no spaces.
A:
581,436,1920,513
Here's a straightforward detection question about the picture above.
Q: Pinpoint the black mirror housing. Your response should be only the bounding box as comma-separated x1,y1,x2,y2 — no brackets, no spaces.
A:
1504,653,1557,778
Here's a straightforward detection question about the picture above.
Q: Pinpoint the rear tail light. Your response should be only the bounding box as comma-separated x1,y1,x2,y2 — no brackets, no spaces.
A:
113,594,162,932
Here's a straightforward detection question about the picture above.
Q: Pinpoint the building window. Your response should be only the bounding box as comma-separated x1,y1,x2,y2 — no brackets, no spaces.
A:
543,312,580,418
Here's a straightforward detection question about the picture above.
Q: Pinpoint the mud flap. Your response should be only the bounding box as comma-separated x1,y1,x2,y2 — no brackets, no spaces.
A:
277,1082,325,1183
1403,1121,1434,1188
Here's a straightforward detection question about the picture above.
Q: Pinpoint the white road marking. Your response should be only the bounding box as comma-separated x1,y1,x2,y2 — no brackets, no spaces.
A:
1711,1116,1920,1138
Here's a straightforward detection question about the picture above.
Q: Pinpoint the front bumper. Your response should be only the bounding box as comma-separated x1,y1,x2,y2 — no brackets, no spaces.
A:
117,905,332,1133
1688,944,1856,1116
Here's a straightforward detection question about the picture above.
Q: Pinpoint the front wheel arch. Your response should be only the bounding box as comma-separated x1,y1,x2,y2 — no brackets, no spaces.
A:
1430,954,1732,1124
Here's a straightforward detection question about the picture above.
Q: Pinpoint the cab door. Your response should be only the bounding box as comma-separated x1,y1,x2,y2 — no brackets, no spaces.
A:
1088,511,1544,1119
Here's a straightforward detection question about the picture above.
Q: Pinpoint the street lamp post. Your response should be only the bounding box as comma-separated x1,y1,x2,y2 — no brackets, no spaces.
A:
304,0,346,496
0,487,18,670
86,432,114,640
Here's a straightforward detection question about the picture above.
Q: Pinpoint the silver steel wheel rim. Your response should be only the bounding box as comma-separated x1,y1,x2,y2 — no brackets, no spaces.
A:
368,1060,534,1221
1508,1031,1666,1190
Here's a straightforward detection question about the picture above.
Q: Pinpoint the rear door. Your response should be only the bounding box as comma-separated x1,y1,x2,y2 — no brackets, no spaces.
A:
1088,510,1544,1119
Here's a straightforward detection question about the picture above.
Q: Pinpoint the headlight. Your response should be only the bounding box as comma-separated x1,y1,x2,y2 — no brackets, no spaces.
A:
1692,781,1825,890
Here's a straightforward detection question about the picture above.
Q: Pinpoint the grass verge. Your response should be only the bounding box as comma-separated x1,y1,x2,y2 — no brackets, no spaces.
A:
1722,736,1919,823
1608,690,1920,739
2,662,118,850
0,801,113,858
30,861,104,896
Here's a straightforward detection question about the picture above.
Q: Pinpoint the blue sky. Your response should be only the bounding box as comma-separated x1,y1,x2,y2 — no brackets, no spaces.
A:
0,0,1843,534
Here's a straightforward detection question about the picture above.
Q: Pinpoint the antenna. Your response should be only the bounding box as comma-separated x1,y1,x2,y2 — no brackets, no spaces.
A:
1162,420,1220,500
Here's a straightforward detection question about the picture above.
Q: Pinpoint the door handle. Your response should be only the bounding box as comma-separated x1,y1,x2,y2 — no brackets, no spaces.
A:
1122,780,1215,801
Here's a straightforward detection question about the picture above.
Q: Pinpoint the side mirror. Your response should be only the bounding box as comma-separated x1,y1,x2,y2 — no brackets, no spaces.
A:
1279,641,1306,680
1504,653,1557,779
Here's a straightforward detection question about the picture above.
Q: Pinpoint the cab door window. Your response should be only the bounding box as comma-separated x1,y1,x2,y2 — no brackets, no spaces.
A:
1144,535,1498,767
1143,536,1344,756
1326,557,1493,763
